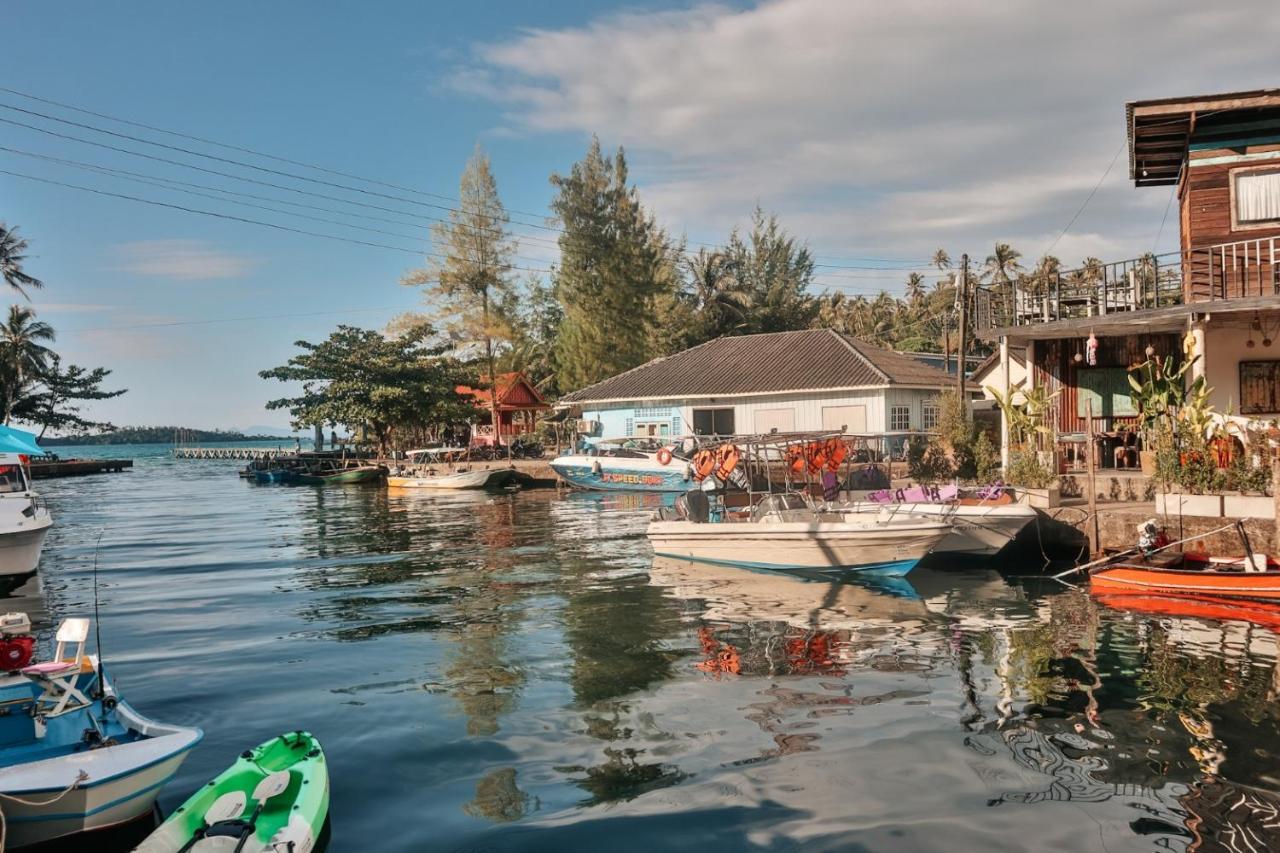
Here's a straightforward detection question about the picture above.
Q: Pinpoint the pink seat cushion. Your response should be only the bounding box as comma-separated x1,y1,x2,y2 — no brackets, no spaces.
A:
21,661,76,675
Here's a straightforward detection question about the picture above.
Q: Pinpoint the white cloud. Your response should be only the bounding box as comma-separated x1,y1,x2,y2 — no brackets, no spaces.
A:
452,0,1280,269
111,240,256,280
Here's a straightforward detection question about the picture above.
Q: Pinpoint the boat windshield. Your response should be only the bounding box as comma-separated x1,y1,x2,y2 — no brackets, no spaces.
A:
0,465,26,494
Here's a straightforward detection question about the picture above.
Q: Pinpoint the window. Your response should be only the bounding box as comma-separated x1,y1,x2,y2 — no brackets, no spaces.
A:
1234,168,1280,227
633,420,670,437
821,405,866,433
922,403,939,431
1240,361,1280,414
889,405,911,431
753,408,795,434
692,408,735,436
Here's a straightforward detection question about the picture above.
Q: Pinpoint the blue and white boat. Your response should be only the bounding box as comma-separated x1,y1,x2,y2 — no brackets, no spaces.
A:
551,445,697,492
0,616,201,849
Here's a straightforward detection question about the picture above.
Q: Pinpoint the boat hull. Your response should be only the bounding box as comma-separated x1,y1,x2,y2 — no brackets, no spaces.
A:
551,455,692,492
0,697,201,850
0,515,51,578
387,468,516,490
1091,565,1280,600
841,502,1036,556
647,519,949,575
291,467,382,485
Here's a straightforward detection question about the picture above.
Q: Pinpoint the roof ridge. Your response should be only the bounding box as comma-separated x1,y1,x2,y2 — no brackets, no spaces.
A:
830,330,892,383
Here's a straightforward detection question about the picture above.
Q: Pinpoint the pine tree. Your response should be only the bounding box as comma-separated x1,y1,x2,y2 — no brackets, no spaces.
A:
725,208,816,333
550,138,677,389
402,145,514,440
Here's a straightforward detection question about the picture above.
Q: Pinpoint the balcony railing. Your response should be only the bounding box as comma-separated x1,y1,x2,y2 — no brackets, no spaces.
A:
976,237,1280,330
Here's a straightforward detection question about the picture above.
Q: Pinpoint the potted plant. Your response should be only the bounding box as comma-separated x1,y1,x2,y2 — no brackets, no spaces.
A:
986,384,1062,506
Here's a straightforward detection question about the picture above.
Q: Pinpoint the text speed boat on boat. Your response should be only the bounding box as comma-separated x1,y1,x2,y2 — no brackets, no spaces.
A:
0,615,201,849
551,444,695,492
0,453,52,584
648,493,950,576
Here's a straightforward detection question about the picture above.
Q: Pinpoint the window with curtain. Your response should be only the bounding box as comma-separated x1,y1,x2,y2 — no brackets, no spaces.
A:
1236,168,1280,224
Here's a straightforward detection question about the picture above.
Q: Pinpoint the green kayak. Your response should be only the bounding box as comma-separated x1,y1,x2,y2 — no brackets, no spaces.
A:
136,731,329,853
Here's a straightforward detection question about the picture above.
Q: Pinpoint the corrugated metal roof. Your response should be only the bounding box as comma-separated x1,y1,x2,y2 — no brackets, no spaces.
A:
559,329,953,404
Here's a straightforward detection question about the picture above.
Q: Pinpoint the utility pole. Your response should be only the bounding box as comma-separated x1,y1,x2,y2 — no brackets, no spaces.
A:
957,253,969,398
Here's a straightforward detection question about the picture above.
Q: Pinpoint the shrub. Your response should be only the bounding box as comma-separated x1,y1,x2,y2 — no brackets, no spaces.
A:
1004,451,1056,489
907,434,953,482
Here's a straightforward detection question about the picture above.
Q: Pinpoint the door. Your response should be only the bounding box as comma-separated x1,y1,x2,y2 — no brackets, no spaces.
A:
753,408,796,434
821,405,866,433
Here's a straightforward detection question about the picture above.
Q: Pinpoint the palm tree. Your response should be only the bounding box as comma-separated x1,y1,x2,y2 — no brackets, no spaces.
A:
0,225,43,299
686,248,749,337
931,248,951,273
982,243,1023,321
0,305,55,424
904,272,927,305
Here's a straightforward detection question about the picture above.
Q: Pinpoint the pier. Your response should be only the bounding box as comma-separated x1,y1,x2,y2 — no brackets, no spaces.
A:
174,447,294,460
30,459,133,478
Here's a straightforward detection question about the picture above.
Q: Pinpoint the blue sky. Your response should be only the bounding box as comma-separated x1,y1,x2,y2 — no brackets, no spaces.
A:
3,1,1277,430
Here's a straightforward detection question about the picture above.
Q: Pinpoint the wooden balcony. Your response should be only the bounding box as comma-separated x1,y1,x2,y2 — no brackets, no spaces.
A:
979,237,1280,331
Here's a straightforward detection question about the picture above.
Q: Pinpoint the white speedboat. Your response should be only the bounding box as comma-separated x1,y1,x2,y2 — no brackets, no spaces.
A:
387,467,516,490
648,493,950,576
836,500,1037,557
0,453,52,582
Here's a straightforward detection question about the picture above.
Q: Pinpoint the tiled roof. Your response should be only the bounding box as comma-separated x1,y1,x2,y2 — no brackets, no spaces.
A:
457,372,549,409
559,329,953,404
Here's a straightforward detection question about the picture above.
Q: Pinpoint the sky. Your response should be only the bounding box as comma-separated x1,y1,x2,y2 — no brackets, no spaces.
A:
2,0,1278,431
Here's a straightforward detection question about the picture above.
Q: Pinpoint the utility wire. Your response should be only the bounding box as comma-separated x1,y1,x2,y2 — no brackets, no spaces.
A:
0,89,933,270
1042,140,1125,257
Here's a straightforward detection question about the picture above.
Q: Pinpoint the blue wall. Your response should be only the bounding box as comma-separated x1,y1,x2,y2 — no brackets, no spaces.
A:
581,405,684,445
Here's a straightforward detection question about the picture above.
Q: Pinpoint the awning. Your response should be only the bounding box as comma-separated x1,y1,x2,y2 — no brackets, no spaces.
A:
0,425,44,456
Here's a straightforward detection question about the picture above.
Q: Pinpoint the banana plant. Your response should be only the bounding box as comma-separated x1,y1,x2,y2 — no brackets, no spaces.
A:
985,384,1061,450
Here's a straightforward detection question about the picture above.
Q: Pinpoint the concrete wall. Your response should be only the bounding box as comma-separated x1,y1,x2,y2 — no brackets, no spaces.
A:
1202,321,1280,421
579,387,948,442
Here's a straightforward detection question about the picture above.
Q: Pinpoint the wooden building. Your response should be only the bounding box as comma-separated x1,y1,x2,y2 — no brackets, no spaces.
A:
984,89,1280,467
456,371,550,446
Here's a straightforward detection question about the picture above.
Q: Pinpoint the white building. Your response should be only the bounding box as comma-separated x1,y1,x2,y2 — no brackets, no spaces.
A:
559,328,955,442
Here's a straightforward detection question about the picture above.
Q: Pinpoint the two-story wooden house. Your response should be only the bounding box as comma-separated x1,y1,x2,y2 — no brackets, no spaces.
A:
983,88,1280,469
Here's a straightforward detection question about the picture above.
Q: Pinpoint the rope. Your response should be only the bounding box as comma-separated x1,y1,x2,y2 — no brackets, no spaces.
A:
0,770,90,852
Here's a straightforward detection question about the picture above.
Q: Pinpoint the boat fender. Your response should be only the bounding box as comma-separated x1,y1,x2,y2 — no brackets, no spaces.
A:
591,460,602,475
656,448,673,466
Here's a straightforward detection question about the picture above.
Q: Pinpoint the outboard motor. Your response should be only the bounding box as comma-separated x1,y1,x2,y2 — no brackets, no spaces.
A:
676,488,711,523
0,612,34,672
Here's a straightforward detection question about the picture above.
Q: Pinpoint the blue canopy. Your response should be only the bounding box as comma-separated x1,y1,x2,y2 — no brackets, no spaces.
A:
0,425,43,457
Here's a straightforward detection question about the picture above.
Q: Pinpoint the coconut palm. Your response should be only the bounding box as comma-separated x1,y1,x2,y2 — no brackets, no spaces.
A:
0,305,55,424
904,272,927,305
686,248,749,337
0,224,43,299
982,243,1023,287
931,248,951,272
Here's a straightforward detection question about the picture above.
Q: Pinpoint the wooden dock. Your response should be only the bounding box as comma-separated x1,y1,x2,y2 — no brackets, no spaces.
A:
30,459,133,479
174,447,294,460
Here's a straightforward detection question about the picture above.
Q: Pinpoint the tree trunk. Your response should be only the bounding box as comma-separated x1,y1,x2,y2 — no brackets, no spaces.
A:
483,290,501,458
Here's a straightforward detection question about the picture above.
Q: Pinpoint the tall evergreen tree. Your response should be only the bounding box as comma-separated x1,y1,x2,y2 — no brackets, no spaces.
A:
550,138,677,389
402,145,514,440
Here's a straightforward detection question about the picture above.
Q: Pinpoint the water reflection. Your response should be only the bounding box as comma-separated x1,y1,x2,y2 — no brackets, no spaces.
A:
18,457,1280,851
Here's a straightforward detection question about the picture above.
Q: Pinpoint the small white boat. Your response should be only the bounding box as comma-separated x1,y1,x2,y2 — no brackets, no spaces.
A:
0,616,201,849
648,493,950,576
837,500,1037,556
387,467,516,490
0,453,52,582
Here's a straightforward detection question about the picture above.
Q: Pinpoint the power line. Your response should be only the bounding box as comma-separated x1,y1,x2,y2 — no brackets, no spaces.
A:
61,305,410,334
0,87,933,270
0,145,561,269
1042,140,1125,257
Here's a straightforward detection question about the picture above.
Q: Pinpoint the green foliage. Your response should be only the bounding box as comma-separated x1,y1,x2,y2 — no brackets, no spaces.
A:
259,324,481,453
550,138,680,389
972,431,1000,483
1004,450,1056,489
0,224,43,298
40,426,281,446
12,356,125,438
1128,354,1214,490
1223,454,1272,495
724,208,817,333
907,435,952,482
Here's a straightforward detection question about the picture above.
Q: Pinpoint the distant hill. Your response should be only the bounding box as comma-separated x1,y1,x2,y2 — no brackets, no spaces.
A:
40,426,297,446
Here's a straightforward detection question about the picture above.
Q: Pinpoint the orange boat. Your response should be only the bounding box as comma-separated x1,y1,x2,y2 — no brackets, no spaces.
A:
1092,591,1280,631
1090,552,1280,601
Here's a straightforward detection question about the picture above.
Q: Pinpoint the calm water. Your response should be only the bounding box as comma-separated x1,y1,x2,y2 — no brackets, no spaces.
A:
17,444,1280,851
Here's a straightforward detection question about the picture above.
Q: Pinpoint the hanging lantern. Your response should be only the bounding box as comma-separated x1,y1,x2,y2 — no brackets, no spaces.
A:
1144,344,1154,358
1085,332,1098,366
1073,352,1083,363
1266,337,1274,348
1248,338,1257,348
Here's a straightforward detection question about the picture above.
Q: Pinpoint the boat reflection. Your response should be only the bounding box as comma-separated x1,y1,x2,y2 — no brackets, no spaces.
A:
1093,590,1280,633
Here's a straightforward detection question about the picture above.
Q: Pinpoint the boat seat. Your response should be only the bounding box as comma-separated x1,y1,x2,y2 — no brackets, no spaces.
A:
22,618,93,721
